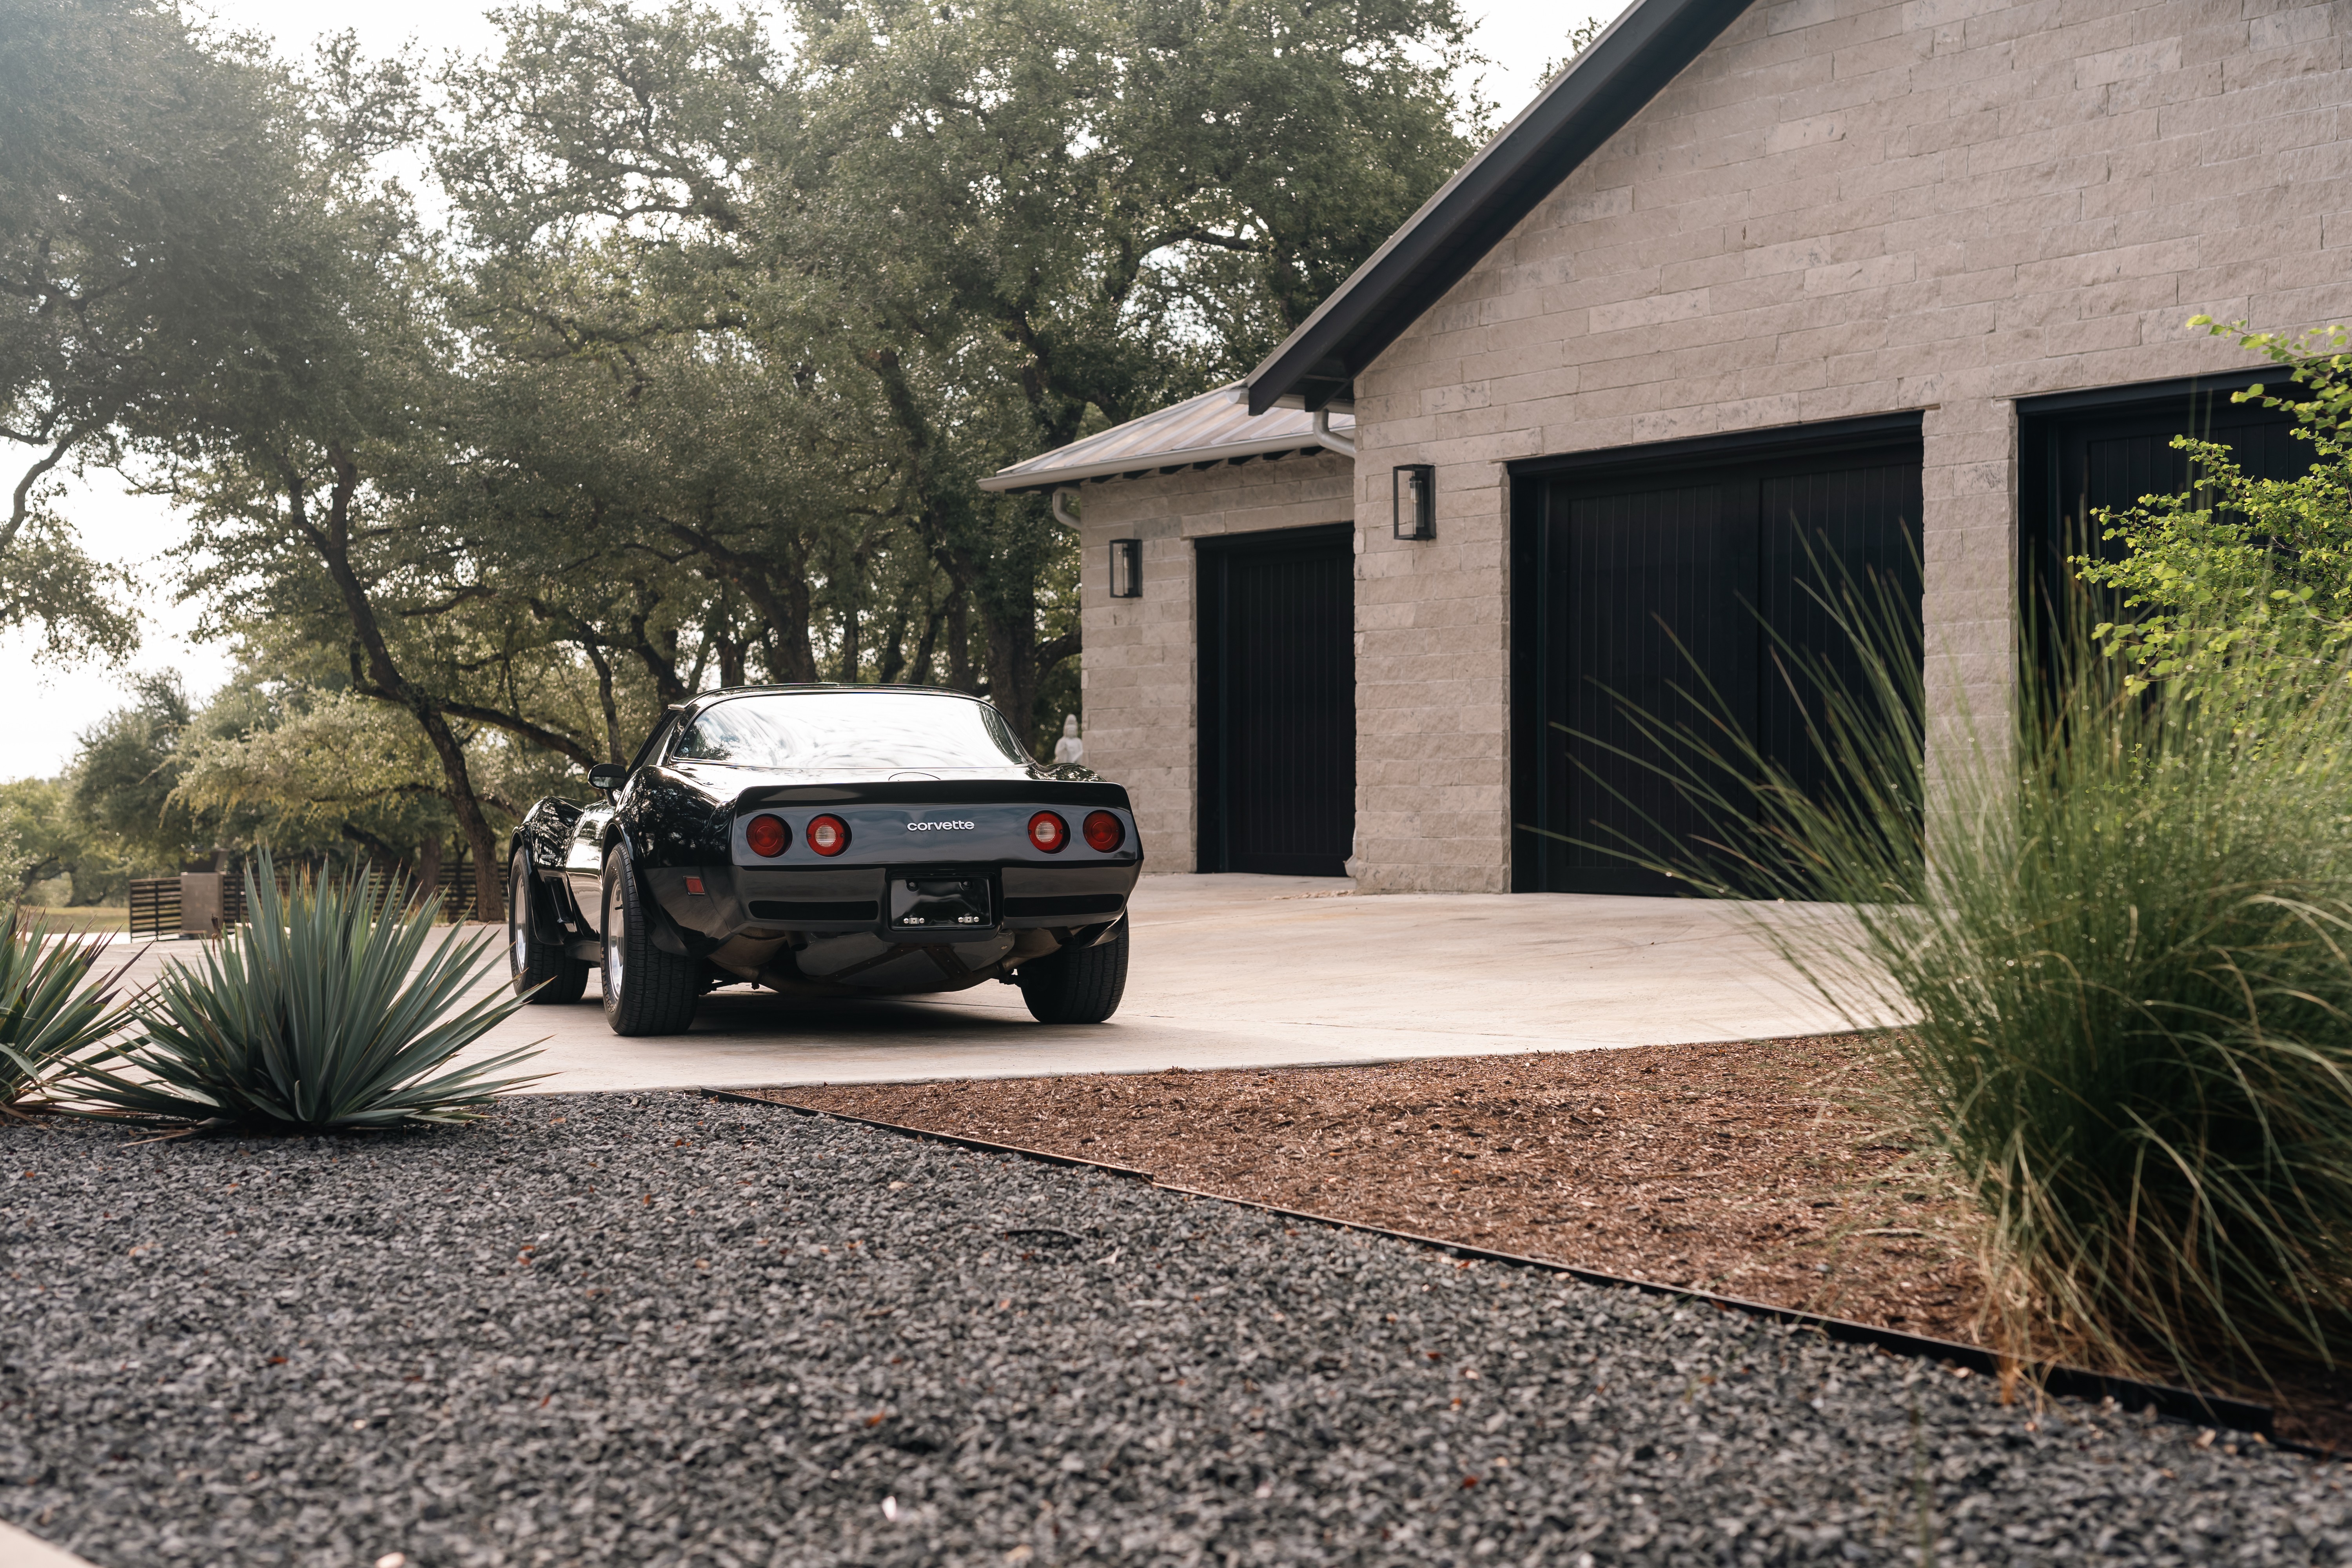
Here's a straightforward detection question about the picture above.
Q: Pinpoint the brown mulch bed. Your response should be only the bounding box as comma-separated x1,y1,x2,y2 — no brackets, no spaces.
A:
782,1035,2352,1454
787,1036,1987,1341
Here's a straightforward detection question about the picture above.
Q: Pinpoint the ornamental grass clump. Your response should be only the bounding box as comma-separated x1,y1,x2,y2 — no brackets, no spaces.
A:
1601,577,2352,1386
0,912,134,1108
62,859,544,1131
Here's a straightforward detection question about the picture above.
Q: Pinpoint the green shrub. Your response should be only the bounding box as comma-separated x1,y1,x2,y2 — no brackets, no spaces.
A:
2075,319,2352,697
1597,576,2352,1386
62,859,545,1131
0,912,134,1107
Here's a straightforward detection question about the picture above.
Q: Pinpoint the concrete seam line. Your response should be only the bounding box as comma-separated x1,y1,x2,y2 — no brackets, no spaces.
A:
700,1086,2294,1449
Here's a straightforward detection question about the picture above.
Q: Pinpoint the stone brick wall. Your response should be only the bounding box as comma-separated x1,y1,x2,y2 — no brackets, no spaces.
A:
1065,0,2351,893
1074,452,1355,871
1345,0,2352,892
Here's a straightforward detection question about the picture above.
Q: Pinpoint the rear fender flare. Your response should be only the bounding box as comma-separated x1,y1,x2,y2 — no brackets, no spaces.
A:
511,796,584,871
603,822,703,960
510,800,584,948
511,859,569,949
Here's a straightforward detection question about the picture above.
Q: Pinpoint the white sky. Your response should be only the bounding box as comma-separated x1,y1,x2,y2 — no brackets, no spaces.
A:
1,0,1610,780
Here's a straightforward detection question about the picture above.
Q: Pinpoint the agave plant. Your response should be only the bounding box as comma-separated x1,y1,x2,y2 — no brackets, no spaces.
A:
62,859,546,1131
0,911,136,1108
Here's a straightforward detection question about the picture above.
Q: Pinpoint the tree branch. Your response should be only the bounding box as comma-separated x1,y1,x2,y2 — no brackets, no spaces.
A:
4,429,83,557
435,699,600,768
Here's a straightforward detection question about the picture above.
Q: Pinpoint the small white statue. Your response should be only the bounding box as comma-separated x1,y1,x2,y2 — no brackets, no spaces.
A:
1052,713,1084,765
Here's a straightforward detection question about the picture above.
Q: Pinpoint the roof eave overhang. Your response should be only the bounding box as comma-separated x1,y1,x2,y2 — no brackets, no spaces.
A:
976,433,1349,495
1242,0,1757,417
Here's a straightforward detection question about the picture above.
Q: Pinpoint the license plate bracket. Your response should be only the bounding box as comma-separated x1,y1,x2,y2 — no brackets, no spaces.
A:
888,873,993,934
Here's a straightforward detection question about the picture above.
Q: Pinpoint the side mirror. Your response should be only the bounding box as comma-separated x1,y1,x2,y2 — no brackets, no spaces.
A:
586,762,627,795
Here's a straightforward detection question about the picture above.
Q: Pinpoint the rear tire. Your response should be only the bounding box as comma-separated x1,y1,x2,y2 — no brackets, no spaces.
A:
600,846,700,1036
1018,920,1130,1024
508,850,590,1004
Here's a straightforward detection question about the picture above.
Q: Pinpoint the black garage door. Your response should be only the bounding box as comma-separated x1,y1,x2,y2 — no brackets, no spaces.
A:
1511,419,1924,895
1198,524,1354,876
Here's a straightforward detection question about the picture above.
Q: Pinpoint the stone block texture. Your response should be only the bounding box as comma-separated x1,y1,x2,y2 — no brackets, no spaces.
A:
1083,0,2352,893
1076,453,1354,871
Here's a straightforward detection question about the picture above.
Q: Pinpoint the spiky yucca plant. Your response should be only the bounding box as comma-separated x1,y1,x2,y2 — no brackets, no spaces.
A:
62,859,545,1130
1583,569,2352,1386
0,912,135,1107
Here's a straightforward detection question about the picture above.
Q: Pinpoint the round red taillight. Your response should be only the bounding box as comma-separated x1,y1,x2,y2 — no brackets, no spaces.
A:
744,813,789,858
1082,810,1124,853
806,814,850,857
1027,811,1068,853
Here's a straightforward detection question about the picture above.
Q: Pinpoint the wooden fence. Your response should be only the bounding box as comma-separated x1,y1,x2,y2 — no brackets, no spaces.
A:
127,861,506,939
126,878,182,940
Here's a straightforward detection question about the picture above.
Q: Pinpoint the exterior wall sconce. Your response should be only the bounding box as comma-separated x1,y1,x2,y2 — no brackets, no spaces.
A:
1108,537,1142,598
1393,464,1436,540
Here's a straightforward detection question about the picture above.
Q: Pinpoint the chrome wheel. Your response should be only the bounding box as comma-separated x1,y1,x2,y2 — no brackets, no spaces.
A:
507,847,591,1005
604,873,626,996
509,870,530,975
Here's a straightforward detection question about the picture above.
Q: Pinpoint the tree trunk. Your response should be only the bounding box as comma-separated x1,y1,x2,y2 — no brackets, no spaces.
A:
299,445,505,923
985,602,1039,747
417,710,501,919
944,588,975,693
663,516,818,682
909,601,944,686
627,608,690,706
715,621,747,688
585,639,623,762
876,599,909,685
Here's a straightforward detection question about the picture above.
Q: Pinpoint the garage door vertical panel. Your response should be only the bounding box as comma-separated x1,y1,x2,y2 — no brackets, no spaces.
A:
1755,461,1924,820
1543,479,1747,896
1198,527,1354,877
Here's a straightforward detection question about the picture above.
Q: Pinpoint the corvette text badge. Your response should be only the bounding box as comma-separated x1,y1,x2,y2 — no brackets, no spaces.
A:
905,820,977,832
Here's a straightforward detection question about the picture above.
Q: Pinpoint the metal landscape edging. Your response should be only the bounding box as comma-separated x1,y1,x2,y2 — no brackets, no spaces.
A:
701,1086,2287,1446
707,1088,1153,1181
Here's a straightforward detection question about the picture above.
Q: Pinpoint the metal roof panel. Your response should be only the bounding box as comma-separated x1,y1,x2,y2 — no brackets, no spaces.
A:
978,385,1355,492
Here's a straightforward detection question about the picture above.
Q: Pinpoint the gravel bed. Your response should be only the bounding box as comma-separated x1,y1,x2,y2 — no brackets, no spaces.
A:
789,1040,1992,1343
2,1092,2347,1567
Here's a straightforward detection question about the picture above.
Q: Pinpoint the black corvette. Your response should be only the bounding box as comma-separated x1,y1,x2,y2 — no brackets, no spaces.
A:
505,686,1141,1035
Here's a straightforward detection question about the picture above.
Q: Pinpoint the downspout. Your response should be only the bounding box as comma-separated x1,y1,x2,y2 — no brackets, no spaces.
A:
1051,488,1081,529
1312,410,1356,458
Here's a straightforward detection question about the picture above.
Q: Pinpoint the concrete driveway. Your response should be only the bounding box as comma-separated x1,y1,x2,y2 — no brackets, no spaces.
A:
95,874,1862,1093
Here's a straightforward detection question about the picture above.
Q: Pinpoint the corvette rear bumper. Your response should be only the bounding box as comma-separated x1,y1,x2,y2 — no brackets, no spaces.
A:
656,860,1140,943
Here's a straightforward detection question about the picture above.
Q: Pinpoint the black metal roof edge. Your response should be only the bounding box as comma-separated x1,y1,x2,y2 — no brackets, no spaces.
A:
1506,410,1926,479
2011,367,2274,417
701,1087,2305,1451
991,445,1338,495
1243,0,1759,417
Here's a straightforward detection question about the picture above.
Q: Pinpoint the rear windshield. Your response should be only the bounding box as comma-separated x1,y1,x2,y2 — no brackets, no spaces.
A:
667,691,1033,771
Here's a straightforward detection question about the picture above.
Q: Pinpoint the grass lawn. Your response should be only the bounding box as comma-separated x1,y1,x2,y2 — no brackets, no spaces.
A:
16,906,129,935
